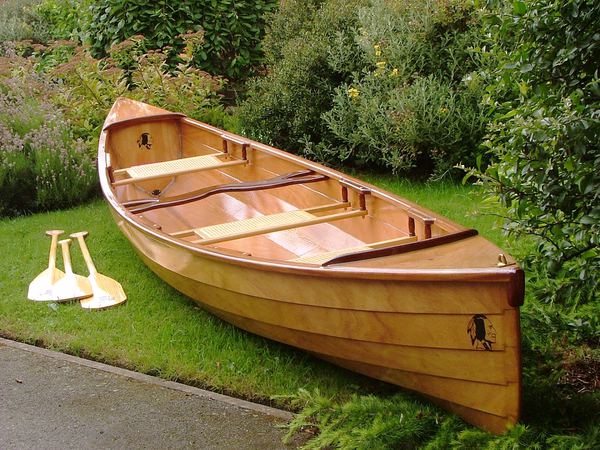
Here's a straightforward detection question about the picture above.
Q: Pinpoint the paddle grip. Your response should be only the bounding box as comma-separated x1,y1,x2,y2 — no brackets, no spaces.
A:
58,239,73,275
70,232,97,275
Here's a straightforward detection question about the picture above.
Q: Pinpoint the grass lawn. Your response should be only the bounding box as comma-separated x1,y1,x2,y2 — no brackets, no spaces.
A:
0,179,506,406
1,179,598,447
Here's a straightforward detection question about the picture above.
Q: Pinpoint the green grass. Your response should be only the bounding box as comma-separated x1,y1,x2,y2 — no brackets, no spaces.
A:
1,181,597,448
0,180,506,401
0,199,377,404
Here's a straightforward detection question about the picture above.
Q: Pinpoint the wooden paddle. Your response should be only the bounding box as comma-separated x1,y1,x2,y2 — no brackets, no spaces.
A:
70,231,127,310
27,230,66,301
52,238,93,301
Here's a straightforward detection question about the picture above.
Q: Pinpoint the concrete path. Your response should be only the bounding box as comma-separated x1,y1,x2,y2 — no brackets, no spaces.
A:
0,338,297,449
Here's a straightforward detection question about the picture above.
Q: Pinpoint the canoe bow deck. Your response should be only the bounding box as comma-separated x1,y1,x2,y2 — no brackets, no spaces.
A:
99,98,524,434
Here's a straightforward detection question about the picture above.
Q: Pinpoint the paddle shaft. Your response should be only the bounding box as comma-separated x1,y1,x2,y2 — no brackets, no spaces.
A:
48,234,59,269
46,230,64,270
58,240,75,276
71,233,97,275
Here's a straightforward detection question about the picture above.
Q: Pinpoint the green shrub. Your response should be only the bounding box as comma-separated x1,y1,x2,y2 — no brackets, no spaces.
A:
282,384,600,449
35,0,92,42
51,44,221,141
239,0,367,150
87,0,277,80
0,75,96,216
474,0,600,305
282,389,446,449
240,0,489,175
0,0,47,43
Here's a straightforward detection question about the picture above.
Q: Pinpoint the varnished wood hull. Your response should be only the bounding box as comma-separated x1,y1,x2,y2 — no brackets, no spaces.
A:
99,98,523,434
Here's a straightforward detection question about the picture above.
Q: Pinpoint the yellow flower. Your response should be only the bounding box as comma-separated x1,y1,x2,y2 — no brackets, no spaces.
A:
376,61,386,69
390,68,399,77
374,44,382,57
439,107,449,114
347,87,360,98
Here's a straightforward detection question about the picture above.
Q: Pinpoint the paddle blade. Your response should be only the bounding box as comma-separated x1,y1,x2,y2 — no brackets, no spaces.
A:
80,273,127,310
52,273,93,301
27,268,66,301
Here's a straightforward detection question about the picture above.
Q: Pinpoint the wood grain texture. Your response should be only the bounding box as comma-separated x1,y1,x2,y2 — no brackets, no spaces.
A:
98,98,524,434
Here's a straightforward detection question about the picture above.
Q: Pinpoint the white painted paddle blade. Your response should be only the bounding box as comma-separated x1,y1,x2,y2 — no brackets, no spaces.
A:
51,237,93,301
52,273,93,302
28,229,66,301
80,273,127,310
27,268,66,301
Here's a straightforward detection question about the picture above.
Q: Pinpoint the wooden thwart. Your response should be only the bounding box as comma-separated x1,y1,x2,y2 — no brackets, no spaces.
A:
291,235,418,265
125,170,329,213
112,153,247,186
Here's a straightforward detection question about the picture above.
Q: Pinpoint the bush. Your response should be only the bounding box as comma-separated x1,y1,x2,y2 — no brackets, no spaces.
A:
476,0,600,305
35,0,92,42
0,0,48,43
239,0,489,175
325,0,488,174
87,0,277,80
3,34,222,144
50,45,222,140
0,70,96,216
0,34,223,216
239,0,366,151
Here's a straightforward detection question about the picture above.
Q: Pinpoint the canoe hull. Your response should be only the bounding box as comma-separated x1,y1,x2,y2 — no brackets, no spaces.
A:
112,205,521,434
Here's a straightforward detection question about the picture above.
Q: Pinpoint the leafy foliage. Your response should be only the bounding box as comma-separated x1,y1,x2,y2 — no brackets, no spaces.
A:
475,0,600,304
87,0,277,79
0,33,222,217
240,0,489,175
239,0,366,149
0,0,47,43
281,389,448,449
0,61,96,216
282,379,599,449
323,0,489,174
35,0,92,42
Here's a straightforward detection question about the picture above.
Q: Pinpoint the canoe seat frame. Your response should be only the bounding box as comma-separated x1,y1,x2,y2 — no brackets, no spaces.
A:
171,202,366,245
111,134,251,187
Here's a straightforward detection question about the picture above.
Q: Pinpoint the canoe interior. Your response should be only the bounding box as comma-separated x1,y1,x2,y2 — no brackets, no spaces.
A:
104,115,498,266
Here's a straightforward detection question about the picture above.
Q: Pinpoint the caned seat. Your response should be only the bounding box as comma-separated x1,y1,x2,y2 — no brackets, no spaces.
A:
171,202,367,245
126,155,224,179
112,153,247,186
195,210,316,240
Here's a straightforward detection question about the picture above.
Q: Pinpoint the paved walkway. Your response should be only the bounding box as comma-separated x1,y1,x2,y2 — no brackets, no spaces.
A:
0,338,297,449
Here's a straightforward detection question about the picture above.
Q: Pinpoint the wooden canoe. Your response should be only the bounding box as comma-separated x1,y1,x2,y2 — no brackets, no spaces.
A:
99,98,523,434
